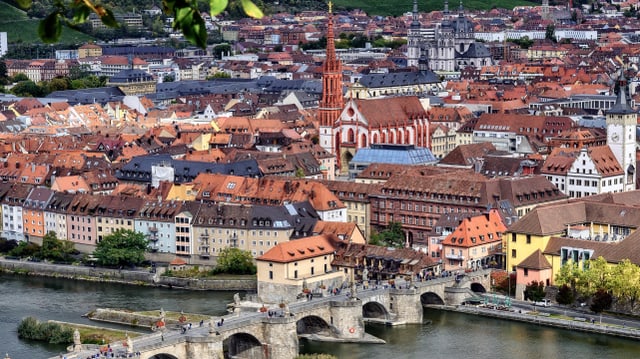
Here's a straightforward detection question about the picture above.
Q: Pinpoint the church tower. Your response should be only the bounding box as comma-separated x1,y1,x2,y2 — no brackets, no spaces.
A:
606,69,637,191
407,0,421,68
318,1,344,155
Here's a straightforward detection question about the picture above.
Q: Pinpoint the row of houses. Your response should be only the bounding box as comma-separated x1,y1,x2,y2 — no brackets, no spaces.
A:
0,181,357,261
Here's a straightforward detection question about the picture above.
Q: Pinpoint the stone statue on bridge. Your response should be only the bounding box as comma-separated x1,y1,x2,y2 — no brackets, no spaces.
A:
233,293,241,305
208,316,216,334
126,333,133,354
73,328,82,352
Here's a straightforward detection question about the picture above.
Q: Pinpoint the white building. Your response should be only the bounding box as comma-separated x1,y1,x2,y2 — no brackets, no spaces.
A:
0,32,7,57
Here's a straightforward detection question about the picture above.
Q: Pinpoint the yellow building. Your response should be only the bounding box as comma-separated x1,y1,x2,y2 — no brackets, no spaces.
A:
506,193,640,298
107,69,157,96
322,180,378,239
256,234,345,303
95,196,143,242
78,43,102,58
429,124,457,159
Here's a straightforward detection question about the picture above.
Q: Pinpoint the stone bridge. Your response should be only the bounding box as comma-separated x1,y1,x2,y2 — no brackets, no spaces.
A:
57,270,491,359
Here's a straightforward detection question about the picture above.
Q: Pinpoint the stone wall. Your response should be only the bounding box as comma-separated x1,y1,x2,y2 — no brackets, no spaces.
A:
0,258,256,291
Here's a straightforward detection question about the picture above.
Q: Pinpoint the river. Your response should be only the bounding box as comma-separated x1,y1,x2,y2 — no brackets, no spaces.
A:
2,273,640,359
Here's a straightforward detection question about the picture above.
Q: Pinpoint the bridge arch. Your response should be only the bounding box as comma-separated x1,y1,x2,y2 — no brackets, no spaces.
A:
296,315,332,335
224,332,265,359
471,282,487,293
149,355,178,359
362,301,389,320
420,292,445,305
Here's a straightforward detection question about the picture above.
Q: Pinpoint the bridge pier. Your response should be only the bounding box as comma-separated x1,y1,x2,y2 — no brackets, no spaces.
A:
390,289,423,324
262,315,298,359
330,299,365,338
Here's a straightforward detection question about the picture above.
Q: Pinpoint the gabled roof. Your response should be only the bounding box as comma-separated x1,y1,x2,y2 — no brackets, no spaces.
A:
517,249,552,270
444,210,506,248
257,234,337,263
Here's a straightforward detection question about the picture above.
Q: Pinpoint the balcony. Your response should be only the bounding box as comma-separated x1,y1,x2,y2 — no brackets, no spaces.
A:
148,234,158,242
445,254,465,260
148,226,158,233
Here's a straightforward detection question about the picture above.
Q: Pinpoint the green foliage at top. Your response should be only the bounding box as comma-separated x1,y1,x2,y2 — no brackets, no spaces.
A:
17,317,74,344
331,0,537,17
0,1,92,44
370,222,405,248
214,247,256,275
93,229,148,267
11,0,263,47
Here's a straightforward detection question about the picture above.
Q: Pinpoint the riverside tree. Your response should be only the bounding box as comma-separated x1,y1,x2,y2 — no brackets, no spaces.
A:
93,229,148,267
213,247,256,275
39,231,76,262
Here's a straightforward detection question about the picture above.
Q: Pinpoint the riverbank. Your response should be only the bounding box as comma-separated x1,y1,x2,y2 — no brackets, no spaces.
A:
0,258,256,291
434,304,640,340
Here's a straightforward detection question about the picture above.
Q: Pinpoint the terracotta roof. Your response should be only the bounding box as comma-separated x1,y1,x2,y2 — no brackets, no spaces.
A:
257,234,337,263
444,210,506,248
517,249,552,270
345,96,427,128
170,258,187,265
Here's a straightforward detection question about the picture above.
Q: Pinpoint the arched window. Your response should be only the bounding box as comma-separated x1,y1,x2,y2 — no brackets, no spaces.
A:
347,128,355,143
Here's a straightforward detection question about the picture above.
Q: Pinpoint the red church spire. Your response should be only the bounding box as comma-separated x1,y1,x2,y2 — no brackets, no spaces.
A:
319,1,344,128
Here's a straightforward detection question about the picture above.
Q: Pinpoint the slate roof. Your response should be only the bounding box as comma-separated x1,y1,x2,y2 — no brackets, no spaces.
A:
457,43,492,59
47,87,125,105
110,69,154,83
358,70,439,89
116,154,262,183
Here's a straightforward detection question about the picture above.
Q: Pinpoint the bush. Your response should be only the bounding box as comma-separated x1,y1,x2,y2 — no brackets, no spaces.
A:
296,355,338,359
17,317,73,344
556,284,575,305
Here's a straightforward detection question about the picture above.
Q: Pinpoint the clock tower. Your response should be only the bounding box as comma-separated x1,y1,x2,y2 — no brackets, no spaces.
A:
606,70,637,191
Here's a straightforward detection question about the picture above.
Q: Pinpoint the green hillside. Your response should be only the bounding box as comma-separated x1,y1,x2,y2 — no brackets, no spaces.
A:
0,1,93,44
330,0,537,16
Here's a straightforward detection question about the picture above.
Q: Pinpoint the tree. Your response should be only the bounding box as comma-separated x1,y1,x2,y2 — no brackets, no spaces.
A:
16,0,265,47
556,284,575,305
39,231,76,262
609,259,640,310
369,222,405,248
590,289,612,314
213,44,232,59
8,241,40,258
12,73,30,82
545,24,557,42
580,256,610,297
555,260,584,295
11,80,48,97
0,61,9,86
92,229,148,267
213,247,256,275
524,281,545,302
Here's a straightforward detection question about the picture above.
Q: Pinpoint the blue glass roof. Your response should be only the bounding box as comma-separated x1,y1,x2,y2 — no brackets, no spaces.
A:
351,144,437,165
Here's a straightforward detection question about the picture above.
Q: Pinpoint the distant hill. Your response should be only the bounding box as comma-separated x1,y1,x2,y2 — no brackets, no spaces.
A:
0,1,93,44
329,0,538,16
